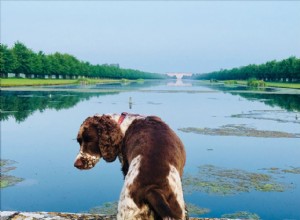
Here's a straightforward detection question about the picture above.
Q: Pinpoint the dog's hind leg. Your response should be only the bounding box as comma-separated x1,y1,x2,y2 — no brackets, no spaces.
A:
145,188,185,220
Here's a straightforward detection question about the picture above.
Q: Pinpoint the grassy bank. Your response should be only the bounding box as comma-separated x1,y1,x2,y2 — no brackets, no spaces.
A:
0,78,126,87
234,80,300,89
264,82,300,89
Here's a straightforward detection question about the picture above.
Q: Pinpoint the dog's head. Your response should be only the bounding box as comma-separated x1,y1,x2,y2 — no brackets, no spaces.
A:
74,115,123,170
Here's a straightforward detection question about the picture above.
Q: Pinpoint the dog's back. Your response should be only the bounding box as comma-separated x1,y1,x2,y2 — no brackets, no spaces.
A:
118,116,186,220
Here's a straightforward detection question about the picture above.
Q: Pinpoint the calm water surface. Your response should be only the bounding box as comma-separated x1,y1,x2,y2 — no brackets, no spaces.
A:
1,80,300,219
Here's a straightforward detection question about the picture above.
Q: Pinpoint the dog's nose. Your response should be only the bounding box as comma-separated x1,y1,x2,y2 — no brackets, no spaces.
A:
74,158,84,168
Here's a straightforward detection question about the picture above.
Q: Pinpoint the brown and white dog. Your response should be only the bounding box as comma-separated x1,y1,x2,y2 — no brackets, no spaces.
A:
74,112,187,220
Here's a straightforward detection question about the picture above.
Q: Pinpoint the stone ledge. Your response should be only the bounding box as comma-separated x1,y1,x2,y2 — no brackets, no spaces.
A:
0,211,228,220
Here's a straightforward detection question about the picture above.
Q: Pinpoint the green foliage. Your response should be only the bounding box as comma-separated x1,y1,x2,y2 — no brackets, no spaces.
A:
0,42,165,80
0,44,17,73
196,56,300,82
247,78,266,87
224,80,238,85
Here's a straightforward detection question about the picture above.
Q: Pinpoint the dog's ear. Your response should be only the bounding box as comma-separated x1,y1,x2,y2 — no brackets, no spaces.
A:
94,115,123,162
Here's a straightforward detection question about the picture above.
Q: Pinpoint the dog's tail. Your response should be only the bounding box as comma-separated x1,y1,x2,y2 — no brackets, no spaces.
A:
145,188,184,220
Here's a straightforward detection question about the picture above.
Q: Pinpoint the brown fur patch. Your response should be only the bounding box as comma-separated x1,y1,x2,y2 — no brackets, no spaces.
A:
122,116,186,219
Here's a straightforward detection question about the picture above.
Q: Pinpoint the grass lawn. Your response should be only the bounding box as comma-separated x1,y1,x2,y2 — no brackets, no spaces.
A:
264,82,300,89
0,78,122,87
235,80,300,89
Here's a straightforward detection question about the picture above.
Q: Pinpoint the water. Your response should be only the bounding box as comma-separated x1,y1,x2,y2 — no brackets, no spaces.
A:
1,80,300,219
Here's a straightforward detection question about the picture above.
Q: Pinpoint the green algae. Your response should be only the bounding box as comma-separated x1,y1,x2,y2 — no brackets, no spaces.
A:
183,165,287,195
221,211,260,219
89,202,118,215
282,167,300,174
260,166,300,175
0,175,24,188
231,110,300,124
179,124,300,138
186,203,210,216
88,201,210,217
0,159,24,189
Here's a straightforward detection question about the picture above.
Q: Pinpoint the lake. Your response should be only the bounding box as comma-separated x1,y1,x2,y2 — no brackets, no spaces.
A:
1,80,300,220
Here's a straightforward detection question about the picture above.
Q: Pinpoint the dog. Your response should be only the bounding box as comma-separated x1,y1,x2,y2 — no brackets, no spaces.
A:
74,112,187,220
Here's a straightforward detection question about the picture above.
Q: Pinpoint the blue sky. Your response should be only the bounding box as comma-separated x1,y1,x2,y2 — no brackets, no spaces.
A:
1,1,300,74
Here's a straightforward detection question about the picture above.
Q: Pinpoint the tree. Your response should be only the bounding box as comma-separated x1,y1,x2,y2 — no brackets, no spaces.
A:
0,44,17,74
12,42,33,74
195,57,300,82
1,41,164,79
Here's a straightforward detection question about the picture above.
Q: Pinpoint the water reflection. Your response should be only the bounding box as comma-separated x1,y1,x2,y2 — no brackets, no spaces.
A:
167,79,192,87
199,82,300,112
231,92,300,112
0,91,114,123
1,80,299,123
0,81,162,122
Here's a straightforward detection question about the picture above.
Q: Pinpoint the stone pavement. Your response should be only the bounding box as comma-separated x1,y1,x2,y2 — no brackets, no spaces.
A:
0,211,230,220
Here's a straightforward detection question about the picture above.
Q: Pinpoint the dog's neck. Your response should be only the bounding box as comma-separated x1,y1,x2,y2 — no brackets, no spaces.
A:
109,113,145,176
109,113,145,135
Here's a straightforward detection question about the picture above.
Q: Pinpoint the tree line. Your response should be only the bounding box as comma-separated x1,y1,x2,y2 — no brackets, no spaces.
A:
0,42,165,79
195,57,300,82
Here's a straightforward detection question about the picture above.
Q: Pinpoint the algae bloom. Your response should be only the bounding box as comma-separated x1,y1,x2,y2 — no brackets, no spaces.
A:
183,165,288,195
0,159,24,188
221,211,260,219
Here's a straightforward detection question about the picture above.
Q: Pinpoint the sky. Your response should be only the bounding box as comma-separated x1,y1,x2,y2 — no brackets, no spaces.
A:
1,1,300,74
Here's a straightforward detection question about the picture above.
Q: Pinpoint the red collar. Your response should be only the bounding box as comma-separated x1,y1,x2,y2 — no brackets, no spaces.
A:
118,112,128,125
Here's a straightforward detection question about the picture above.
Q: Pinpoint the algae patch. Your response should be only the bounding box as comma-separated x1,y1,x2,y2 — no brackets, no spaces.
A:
231,110,300,124
186,203,210,216
260,166,300,175
221,211,260,219
0,159,24,188
88,201,210,217
179,124,300,138
89,202,118,215
183,165,288,195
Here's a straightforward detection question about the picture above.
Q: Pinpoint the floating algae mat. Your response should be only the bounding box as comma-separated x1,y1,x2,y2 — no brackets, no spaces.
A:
183,165,290,195
179,124,300,138
185,203,210,216
221,211,260,219
231,109,300,124
89,202,118,215
260,166,300,175
0,159,24,188
88,201,210,216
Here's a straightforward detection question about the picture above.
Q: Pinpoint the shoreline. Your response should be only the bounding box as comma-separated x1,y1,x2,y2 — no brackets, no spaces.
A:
1,78,300,90
0,211,227,220
0,78,138,87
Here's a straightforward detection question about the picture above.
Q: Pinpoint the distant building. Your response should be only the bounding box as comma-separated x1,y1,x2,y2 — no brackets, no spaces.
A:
166,72,192,80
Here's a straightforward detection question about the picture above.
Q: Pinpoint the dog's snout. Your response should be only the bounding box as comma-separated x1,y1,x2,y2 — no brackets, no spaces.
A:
74,158,84,169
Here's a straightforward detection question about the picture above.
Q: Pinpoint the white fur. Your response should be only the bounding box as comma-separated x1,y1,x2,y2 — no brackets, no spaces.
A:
75,151,100,169
166,165,186,220
109,113,145,135
117,155,153,220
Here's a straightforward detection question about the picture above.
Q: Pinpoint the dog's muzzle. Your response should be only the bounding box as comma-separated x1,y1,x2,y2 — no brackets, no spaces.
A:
74,151,100,170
